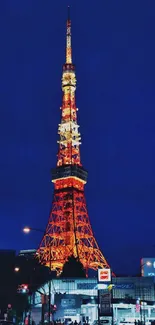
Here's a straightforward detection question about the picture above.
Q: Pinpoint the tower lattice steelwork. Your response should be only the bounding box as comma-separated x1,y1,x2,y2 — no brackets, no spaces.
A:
37,9,110,274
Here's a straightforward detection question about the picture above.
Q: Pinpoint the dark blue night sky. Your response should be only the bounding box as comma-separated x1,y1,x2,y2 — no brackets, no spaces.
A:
0,0,155,275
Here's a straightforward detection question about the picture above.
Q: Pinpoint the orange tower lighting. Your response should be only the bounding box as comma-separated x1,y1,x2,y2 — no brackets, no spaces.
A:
37,7,110,274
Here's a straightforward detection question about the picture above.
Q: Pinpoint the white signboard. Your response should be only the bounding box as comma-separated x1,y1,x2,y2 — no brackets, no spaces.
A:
98,268,111,282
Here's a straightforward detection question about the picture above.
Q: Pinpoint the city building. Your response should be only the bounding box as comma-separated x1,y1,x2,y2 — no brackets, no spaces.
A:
0,250,16,315
0,249,16,258
32,276,155,325
18,249,37,259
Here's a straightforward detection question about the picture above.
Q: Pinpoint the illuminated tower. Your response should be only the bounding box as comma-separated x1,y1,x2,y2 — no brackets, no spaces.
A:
37,8,110,274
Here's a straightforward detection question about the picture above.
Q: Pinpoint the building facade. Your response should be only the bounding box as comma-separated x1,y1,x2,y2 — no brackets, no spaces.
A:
33,277,155,325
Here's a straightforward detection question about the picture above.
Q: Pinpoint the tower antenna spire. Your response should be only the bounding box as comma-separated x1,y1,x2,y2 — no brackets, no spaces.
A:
66,6,72,63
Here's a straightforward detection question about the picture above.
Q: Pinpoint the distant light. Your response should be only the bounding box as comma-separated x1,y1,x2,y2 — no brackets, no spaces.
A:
14,267,20,272
97,283,108,290
23,227,31,234
146,261,152,266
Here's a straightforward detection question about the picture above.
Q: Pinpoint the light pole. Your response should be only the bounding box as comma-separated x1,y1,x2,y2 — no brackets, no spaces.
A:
23,226,52,325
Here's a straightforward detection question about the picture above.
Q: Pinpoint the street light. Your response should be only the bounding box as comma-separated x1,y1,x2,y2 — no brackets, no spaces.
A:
23,226,52,325
14,267,20,272
23,226,45,234
145,261,151,266
141,260,152,268
23,227,31,234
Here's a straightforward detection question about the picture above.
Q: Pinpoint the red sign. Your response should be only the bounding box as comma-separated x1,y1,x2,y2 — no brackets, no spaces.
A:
98,269,111,282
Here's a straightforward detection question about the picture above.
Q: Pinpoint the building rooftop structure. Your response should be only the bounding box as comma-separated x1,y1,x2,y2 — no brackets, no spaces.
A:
18,249,37,258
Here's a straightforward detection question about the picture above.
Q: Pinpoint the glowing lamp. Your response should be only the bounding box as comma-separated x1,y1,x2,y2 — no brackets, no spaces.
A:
23,227,31,234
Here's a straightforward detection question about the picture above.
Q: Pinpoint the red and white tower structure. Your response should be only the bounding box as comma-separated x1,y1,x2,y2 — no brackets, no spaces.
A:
37,8,110,274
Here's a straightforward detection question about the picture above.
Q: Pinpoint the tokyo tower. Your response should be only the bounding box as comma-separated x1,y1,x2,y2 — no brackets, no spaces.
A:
37,8,110,274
